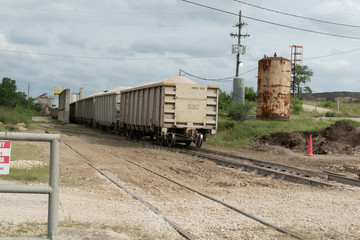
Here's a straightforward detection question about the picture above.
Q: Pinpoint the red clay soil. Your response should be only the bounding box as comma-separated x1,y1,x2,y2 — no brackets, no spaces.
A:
255,121,360,155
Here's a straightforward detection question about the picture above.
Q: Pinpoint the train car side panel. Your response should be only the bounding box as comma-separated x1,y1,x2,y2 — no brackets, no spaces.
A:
173,83,207,127
94,93,119,129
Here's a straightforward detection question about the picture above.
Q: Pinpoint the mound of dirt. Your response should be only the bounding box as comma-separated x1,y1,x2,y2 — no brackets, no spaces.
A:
255,121,360,155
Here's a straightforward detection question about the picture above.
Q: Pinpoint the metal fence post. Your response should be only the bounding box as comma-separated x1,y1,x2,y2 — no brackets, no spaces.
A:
48,138,60,239
0,132,60,240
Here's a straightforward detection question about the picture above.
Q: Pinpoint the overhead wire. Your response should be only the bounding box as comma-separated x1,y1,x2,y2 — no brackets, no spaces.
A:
179,69,233,82
179,67,258,83
233,0,360,28
0,48,232,61
180,0,360,40
304,47,360,60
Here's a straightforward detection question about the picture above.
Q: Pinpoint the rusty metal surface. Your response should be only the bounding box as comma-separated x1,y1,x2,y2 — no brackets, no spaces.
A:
256,57,291,120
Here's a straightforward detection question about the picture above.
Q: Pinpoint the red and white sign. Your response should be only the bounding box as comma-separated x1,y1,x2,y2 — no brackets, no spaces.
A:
0,141,11,175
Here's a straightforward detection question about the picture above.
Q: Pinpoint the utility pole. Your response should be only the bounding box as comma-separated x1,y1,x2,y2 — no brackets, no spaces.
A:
27,83,30,100
230,11,250,103
230,11,249,77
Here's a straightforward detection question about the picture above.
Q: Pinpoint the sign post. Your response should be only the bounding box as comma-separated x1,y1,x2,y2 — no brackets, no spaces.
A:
0,140,11,174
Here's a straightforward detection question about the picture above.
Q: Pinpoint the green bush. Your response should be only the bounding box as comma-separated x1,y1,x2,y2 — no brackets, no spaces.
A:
217,118,236,131
245,87,257,102
324,100,335,108
291,97,302,106
325,111,335,117
292,104,303,115
228,101,254,122
291,97,303,115
0,108,35,124
218,90,232,111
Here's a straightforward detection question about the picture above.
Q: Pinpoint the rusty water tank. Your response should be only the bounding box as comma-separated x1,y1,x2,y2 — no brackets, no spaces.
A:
256,57,291,120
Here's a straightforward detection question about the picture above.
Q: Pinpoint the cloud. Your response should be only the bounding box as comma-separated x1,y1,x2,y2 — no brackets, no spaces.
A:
0,0,359,99
7,28,50,46
58,32,88,48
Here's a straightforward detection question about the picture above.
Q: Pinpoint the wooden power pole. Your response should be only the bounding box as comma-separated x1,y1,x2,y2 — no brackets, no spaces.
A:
230,11,250,77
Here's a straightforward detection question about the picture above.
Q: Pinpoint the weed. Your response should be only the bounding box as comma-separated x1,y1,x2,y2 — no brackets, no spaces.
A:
0,166,49,182
291,97,303,114
0,108,36,124
11,143,44,161
207,116,336,148
324,100,335,108
228,101,254,122
325,111,335,117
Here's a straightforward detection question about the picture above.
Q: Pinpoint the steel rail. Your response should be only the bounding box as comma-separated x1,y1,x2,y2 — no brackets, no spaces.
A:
49,124,360,187
47,126,350,188
49,124,308,238
63,143,195,240
193,147,360,187
176,148,334,188
102,148,308,240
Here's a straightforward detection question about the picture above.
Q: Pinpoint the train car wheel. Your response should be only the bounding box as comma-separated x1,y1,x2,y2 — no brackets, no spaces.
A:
195,133,203,148
167,132,176,148
122,128,129,137
149,133,154,139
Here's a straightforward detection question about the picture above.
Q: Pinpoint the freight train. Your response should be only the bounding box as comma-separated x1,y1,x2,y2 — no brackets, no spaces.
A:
69,76,219,148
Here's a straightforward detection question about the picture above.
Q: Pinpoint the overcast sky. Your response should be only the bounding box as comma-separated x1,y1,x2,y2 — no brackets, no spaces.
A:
1,0,360,100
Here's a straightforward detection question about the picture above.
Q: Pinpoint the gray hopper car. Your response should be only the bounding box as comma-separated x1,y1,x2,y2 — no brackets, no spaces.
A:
93,92,120,131
69,97,95,125
119,77,219,147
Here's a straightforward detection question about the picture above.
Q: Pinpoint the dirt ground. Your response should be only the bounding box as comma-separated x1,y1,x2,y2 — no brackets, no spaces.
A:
254,121,360,178
1,121,360,239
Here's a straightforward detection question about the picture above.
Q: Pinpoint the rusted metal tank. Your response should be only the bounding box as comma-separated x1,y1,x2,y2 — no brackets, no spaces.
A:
256,57,291,120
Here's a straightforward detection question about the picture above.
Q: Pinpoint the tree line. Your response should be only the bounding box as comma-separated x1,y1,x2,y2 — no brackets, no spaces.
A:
0,77,42,112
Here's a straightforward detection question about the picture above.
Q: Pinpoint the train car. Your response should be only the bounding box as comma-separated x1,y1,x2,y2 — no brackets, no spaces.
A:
69,96,95,125
93,87,129,131
119,76,219,147
50,107,58,119
69,100,77,123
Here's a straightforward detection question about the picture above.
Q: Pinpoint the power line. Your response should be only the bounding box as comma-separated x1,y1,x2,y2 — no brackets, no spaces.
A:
181,0,238,16
0,48,231,61
179,69,233,82
180,0,360,40
304,47,360,60
233,0,360,28
243,15,360,40
179,67,257,83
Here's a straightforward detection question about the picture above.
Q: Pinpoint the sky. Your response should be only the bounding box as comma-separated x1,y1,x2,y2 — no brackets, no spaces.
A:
0,0,360,102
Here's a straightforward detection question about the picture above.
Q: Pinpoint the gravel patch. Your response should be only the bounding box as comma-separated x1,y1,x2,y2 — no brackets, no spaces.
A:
11,160,47,169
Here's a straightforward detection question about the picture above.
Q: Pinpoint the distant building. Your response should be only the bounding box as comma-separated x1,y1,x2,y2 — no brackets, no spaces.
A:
35,93,55,115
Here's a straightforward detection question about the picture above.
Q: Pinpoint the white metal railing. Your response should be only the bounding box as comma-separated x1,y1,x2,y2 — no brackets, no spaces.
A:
0,132,60,240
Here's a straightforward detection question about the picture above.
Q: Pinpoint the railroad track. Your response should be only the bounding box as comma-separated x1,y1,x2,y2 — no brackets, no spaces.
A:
60,140,307,240
175,146,360,188
46,124,360,188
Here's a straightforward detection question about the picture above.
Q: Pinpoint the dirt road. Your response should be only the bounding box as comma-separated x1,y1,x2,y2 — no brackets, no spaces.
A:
1,124,360,239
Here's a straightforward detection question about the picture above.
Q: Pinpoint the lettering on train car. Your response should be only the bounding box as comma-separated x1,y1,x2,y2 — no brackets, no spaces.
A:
188,104,200,110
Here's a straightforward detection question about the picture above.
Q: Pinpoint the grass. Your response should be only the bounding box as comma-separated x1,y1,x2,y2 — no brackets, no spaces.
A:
0,218,156,239
305,100,360,117
0,107,37,125
0,167,49,182
11,143,44,160
0,221,47,238
59,217,157,239
207,106,360,148
0,143,49,182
